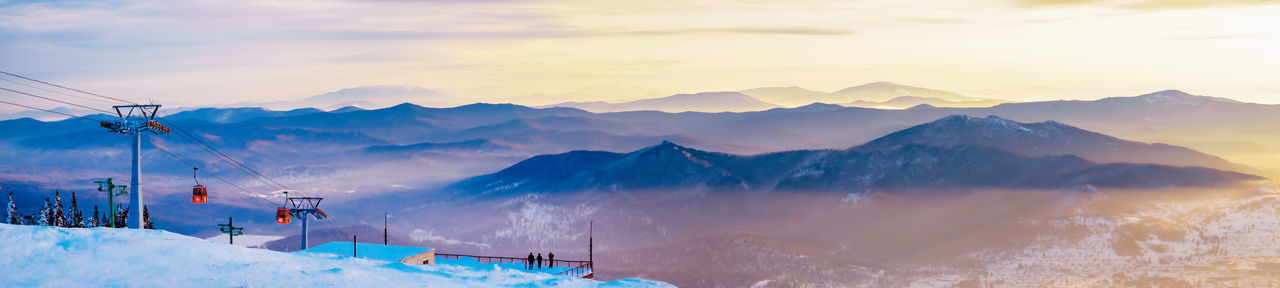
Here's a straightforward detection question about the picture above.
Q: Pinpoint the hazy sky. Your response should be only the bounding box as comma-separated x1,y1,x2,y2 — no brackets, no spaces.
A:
1,0,1278,109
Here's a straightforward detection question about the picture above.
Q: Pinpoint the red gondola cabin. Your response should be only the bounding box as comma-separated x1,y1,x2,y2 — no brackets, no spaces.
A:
276,207,291,224
191,185,208,204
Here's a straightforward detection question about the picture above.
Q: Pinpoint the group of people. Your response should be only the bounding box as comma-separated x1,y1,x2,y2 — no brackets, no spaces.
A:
525,252,555,270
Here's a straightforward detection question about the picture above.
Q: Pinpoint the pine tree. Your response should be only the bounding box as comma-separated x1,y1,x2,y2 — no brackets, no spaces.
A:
114,206,128,228
88,206,100,228
38,198,51,226
53,191,67,228
69,192,84,228
143,205,154,229
6,191,19,225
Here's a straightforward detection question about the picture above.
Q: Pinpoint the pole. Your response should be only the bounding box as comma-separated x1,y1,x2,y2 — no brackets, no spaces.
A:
106,185,115,228
130,130,143,229
218,217,244,245
589,220,594,267
95,178,126,228
384,212,388,245
353,235,358,258
300,211,309,250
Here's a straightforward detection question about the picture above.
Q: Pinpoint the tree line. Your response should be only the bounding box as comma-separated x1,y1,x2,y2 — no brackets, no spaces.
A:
6,190,153,229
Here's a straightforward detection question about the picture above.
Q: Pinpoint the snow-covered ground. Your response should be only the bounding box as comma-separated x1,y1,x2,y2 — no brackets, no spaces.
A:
0,224,672,287
203,234,285,248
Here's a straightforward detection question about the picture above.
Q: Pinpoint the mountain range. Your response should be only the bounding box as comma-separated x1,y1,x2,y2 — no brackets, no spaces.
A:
447,115,1261,196
541,81,1010,112
845,96,1009,109
4,87,1278,236
739,81,1005,107
543,91,780,113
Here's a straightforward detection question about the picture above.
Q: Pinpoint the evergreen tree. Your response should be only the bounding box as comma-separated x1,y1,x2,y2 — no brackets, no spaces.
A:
143,205,154,229
88,205,100,228
6,191,19,225
114,206,128,228
38,198,51,226
68,192,84,228
53,191,67,228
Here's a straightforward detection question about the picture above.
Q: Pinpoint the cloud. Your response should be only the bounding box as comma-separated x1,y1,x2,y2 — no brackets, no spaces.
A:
1167,34,1262,40
901,17,972,24
410,229,491,248
623,27,854,36
1014,0,1280,9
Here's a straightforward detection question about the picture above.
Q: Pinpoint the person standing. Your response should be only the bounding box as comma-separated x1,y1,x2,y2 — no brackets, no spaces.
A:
536,253,544,269
548,252,555,268
527,252,535,270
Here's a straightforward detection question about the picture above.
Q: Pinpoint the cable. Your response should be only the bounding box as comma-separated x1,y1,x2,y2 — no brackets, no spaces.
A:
147,138,259,197
1,70,351,238
0,76,120,105
0,70,137,105
0,71,295,194
0,99,108,122
157,117,292,191
0,86,114,114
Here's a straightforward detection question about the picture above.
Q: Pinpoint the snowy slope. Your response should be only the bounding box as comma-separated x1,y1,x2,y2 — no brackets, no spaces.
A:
0,224,672,288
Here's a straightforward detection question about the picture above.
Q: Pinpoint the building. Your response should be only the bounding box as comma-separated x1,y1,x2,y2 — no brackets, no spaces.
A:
299,242,437,265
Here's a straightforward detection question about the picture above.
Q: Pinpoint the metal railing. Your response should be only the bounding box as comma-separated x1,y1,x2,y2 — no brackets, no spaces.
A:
554,261,594,278
435,253,593,278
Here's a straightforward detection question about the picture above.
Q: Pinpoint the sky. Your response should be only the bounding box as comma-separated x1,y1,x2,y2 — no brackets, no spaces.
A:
0,0,1278,110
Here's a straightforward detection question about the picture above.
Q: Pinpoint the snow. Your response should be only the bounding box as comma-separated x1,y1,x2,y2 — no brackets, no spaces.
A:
203,234,284,248
435,256,576,275
0,224,673,288
302,242,433,263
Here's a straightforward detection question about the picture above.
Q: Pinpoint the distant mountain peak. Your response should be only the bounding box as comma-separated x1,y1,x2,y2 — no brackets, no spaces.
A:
863,81,899,87
831,81,972,102
642,140,691,154
857,115,1247,173
794,103,845,111
1130,90,1240,105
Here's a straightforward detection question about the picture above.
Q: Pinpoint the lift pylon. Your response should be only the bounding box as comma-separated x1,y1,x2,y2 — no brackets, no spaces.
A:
285,194,326,250
93,178,128,228
217,217,244,244
101,104,169,229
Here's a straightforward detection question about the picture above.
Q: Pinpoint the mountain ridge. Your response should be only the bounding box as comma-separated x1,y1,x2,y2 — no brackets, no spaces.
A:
448,116,1262,196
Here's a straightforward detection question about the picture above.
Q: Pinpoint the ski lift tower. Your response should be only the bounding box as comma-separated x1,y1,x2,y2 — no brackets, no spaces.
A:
100,105,170,229
287,196,327,249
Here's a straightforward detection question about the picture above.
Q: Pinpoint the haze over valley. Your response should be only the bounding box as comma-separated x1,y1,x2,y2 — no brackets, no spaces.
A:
5,82,1280,286
4,0,1280,286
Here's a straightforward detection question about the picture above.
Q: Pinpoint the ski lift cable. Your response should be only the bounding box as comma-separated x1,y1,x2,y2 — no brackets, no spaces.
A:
323,217,353,240
145,121,285,191
147,138,260,197
0,99,110,122
0,71,307,199
0,70,138,105
2,71,332,214
155,117,294,192
0,76,120,105
0,86,115,114
158,122,292,193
